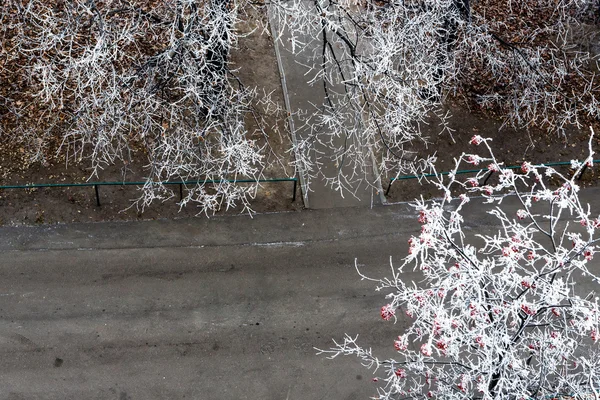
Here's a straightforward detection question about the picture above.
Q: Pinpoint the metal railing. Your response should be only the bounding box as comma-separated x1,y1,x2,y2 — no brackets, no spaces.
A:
386,160,600,196
2,159,596,205
0,178,298,206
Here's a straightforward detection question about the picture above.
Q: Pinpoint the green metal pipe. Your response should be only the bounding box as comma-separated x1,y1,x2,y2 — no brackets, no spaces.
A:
0,177,298,190
389,160,600,183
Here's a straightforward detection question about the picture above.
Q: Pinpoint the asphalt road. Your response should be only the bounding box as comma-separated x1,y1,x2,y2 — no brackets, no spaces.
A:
0,205,422,400
1,190,599,400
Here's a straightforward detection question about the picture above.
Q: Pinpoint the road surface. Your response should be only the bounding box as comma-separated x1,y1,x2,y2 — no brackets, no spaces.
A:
0,205,420,400
1,190,600,399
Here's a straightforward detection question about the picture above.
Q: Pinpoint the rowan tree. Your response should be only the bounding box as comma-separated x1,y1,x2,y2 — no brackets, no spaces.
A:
319,128,600,399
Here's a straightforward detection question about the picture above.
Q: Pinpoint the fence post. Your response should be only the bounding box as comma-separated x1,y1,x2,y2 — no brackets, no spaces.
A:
385,180,393,196
577,164,588,180
292,179,297,202
94,184,101,207
483,170,494,186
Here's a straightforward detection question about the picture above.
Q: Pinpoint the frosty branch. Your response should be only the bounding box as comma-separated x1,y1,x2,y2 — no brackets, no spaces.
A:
269,0,599,194
1,0,280,214
318,128,600,399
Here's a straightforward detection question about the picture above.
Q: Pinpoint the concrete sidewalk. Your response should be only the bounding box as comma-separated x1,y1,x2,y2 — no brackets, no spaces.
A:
267,2,385,209
3,188,600,252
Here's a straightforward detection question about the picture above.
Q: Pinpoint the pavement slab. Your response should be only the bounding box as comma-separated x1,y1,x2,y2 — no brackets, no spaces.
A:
267,2,385,209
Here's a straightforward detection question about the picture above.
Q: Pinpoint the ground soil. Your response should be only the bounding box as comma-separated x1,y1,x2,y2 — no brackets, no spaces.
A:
385,102,600,203
0,5,301,226
1,5,599,225
3,97,597,225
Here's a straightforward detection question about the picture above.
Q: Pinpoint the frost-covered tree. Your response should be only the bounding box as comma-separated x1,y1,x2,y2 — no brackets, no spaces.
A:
2,0,599,211
0,0,279,214
319,128,600,399
270,0,600,193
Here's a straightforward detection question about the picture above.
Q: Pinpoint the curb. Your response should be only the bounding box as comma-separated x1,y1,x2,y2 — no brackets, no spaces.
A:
266,5,310,209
